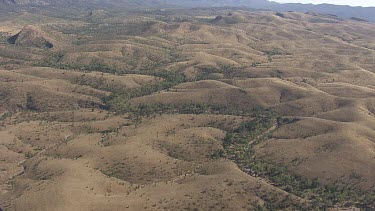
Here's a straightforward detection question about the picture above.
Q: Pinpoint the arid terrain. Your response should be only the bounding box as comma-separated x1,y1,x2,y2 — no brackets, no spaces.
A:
0,3,375,211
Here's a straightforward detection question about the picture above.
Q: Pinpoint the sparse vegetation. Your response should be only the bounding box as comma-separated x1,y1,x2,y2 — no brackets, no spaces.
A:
26,93,38,111
1,4,375,211
222,113,375,209
264,48,288,63
275,12,285,18
0,112,12,121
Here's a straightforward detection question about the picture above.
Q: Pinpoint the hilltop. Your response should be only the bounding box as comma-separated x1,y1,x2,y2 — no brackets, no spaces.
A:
8,25,55,48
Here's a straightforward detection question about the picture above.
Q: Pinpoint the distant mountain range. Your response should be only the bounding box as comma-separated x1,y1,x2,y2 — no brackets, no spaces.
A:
2,0,375,22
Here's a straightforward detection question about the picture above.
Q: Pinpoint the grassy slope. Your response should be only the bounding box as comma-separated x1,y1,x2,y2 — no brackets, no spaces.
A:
0,8,374,210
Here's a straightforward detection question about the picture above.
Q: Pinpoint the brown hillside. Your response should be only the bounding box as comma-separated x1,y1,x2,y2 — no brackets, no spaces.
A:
0,8,374,210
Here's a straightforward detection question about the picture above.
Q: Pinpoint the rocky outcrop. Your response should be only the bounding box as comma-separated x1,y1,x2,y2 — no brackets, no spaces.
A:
8,25,54,48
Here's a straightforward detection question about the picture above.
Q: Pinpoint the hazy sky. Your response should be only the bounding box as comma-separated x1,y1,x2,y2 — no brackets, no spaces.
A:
272,0,375,7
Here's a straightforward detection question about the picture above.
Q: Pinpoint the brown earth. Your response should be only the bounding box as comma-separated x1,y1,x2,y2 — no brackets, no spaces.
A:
0,8,374,210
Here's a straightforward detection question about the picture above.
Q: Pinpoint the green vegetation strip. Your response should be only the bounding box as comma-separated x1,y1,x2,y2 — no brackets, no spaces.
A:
112,100,374,210
103,70,186,112
102,66,246,113
221,113,375,210
34,56,374,209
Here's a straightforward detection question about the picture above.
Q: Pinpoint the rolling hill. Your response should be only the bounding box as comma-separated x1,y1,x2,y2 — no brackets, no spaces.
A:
2,0,375,22
0,3,374,211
